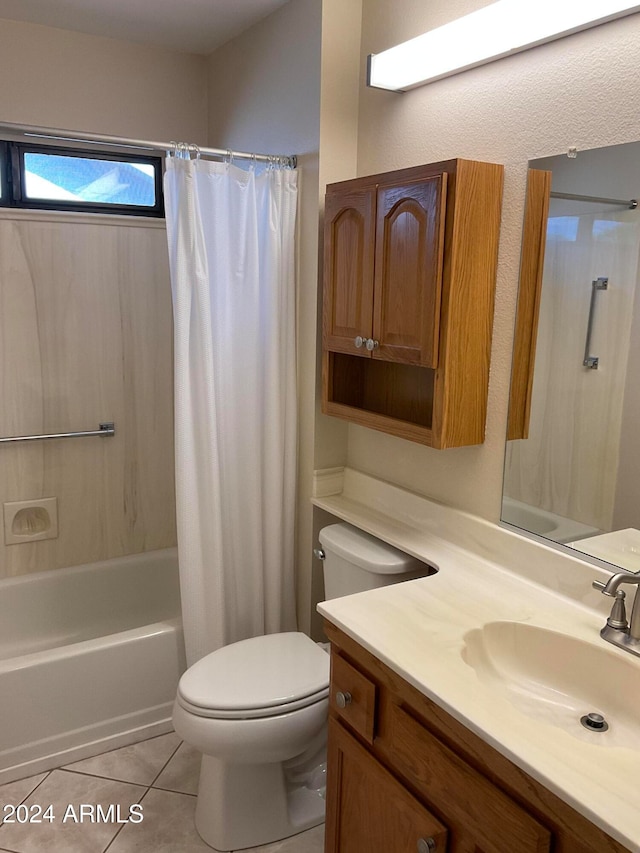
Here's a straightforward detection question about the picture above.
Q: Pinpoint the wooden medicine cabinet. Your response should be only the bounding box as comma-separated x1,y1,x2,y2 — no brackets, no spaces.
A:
322,158,504,449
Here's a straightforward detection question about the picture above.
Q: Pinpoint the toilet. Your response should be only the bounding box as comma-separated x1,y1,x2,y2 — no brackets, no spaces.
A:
173,523,434,851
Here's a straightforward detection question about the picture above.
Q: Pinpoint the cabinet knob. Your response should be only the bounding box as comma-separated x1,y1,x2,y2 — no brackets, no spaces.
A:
417,839,437,853
354,335,366,348
335,690,352,709
365,338,379,351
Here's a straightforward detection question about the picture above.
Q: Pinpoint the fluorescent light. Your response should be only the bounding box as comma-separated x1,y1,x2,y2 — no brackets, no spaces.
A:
367,0,640,92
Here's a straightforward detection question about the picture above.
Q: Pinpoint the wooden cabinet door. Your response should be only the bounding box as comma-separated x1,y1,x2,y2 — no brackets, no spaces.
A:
323,186,376,357
373,175,446,366
325,718,448,853
387,704,552,853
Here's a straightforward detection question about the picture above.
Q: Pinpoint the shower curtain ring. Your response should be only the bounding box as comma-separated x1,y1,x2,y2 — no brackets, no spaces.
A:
190,144,201,160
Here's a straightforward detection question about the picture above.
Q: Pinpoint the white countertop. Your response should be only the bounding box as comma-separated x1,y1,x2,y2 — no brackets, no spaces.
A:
314,468,640,852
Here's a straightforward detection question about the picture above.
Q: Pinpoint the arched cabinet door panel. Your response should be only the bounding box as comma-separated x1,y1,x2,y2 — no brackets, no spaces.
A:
373,175,446,367
323,187,376,357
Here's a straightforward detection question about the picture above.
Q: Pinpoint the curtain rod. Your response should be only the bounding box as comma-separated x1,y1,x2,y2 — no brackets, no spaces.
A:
0,121,297,168
551,191,637,210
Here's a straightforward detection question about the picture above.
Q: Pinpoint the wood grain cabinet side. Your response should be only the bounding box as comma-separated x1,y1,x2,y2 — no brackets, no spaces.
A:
322,158,503,449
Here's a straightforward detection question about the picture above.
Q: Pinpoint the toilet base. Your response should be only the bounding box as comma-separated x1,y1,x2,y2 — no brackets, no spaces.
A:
195,750,326,851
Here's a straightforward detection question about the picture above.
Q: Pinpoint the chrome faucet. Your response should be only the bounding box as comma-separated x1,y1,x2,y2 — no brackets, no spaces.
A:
593,571,640,657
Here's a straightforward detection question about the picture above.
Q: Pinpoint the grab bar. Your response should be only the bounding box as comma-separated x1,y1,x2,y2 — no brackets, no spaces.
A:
0,422,115,444
583,277,608,369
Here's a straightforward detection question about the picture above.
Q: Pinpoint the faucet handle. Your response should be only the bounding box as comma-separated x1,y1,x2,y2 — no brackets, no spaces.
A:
606,589,628,631
592,580,609,594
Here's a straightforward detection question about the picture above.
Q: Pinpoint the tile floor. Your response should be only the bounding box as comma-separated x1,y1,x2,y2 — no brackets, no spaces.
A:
0,733,324,853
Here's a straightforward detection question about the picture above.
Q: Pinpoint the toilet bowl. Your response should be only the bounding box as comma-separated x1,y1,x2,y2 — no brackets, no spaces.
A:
174,523,435,851
173,631,330,851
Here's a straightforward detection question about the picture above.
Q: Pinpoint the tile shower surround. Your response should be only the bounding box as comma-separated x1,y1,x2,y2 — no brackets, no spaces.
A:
0,733,324,853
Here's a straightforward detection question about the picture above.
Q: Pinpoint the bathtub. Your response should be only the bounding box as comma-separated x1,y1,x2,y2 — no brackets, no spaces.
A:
501,496,601,544
0,547,185,784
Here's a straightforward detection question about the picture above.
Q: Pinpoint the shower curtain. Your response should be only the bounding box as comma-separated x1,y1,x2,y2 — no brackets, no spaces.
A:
164,155,298,665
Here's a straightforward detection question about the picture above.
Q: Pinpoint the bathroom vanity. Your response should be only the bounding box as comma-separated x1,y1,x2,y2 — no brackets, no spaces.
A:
324,623,628,853
314,468,640,853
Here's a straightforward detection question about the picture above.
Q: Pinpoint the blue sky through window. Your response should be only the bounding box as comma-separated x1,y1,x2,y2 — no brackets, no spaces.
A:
23,152,157,206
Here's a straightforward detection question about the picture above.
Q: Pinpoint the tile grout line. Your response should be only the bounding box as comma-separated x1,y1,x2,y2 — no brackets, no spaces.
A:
55,731,183,787
0,736,185,853
101,786,155,853
149,739,184,788
101,738,185,853
1,736,202,853
0,770,54,853
60,767,147,783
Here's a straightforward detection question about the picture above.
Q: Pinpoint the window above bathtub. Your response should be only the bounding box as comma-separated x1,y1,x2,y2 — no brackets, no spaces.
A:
0,140,164,218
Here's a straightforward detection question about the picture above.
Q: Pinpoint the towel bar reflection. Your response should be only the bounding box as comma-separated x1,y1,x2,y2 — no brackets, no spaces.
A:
583,278,608,369
0,422,115,443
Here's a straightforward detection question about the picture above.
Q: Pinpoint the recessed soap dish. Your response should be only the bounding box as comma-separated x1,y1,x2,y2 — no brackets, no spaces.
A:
3,498,58,544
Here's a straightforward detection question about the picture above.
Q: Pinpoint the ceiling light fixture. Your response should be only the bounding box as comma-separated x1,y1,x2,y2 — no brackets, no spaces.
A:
367,0,640,92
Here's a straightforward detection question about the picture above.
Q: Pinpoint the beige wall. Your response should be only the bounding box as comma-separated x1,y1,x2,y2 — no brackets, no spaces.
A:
0,19,208,576
348,1,640,521
206,0,362,636
5,2,636,607
311,0,362,638
0,18,208,142
0,213,177,578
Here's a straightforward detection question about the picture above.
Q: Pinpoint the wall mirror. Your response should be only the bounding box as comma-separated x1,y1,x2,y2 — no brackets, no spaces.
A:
503,140,640,573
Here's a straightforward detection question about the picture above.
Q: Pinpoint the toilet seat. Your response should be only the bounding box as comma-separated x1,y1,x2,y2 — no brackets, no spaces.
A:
176,631,330,720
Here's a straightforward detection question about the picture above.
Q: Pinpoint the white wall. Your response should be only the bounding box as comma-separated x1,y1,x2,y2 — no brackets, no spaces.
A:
347,1,640,521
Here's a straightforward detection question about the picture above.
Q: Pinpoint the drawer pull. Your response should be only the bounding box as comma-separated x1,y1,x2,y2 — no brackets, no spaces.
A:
335,690,352,709
417,838,437,853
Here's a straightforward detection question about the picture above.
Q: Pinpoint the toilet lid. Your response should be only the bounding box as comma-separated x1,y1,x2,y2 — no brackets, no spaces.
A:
177,632,330,717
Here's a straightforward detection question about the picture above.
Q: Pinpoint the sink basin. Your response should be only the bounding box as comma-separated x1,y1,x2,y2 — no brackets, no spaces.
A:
462,621,640,747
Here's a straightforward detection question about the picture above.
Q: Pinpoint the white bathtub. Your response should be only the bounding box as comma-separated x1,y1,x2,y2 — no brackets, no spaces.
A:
0,548,185,784
501,497,601,544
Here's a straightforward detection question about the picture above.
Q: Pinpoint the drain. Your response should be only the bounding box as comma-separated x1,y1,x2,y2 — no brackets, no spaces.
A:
580,712,609,732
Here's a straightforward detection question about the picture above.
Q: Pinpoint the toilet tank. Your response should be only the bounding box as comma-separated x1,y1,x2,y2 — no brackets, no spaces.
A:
318,523,436,601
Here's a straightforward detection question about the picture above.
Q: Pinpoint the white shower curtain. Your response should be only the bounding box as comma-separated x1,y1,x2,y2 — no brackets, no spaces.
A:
164,155,298,665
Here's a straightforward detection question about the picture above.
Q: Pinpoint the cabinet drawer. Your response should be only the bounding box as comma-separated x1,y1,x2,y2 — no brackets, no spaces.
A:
330,653,376,744
388,703,551,853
